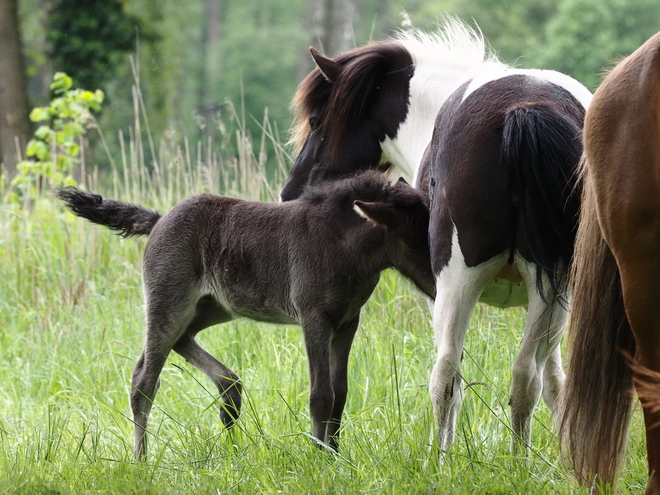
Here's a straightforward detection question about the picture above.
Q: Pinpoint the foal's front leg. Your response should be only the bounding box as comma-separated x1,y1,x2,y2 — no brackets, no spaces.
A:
301,316,336,449
325,316,360,449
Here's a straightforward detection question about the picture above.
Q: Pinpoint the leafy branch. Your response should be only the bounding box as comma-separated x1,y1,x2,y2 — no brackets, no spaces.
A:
9,72,104,203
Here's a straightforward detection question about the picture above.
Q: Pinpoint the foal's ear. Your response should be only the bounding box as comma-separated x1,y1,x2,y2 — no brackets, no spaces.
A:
310,47,341,83
353,200,402,230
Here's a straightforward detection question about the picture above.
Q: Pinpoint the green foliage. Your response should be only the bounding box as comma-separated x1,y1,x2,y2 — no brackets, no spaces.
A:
15,0,660,182
9,73,104,204
46,0,144,91
537,0,660,89
211,2,307,129
404,0,660,90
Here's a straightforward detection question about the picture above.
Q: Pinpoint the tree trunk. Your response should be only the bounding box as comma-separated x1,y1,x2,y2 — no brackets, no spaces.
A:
298,0,355,81
0,0,31,178
197,0,222,116
318,0,354,56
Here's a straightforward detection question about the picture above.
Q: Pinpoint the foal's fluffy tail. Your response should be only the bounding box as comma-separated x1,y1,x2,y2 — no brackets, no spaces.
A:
57,187,161,237
557,168,635,487
501,101,583,297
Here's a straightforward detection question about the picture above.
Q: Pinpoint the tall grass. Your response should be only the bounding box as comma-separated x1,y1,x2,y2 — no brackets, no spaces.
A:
0,89,651,493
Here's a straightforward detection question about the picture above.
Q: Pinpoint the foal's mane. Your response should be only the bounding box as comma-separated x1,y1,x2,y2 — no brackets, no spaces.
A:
298,171,417,209
289,16,499,155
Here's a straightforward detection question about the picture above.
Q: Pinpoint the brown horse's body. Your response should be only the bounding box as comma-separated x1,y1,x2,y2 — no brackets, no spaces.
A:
559,31,660,494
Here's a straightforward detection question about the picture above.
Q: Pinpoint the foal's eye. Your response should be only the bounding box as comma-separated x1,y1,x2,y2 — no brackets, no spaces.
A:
309,116,320,131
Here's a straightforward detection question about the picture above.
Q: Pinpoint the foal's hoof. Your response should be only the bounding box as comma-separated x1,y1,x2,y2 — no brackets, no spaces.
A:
219,401,240,428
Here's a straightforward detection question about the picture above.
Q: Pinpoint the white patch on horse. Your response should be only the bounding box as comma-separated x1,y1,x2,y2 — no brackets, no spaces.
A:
381,18,507,182
462,68,593,109
429,226,508,450
380,18,591,184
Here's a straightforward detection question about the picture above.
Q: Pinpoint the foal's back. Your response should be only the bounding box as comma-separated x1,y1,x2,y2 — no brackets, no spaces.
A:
142,192,385,326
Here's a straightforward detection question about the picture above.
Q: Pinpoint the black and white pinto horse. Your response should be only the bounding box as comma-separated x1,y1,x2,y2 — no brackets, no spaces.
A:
281,18,592,456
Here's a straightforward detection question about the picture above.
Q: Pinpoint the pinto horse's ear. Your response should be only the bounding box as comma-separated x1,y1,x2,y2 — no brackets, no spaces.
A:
353,200,401,231
396,177,409,186
310,47,341,83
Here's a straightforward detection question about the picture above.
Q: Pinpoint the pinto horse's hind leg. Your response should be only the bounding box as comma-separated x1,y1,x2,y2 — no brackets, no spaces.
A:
541,344,565,411
430,235,505,453
509,260,567,455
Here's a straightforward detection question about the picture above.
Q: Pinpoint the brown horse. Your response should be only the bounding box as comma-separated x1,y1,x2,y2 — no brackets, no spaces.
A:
558,31,660,494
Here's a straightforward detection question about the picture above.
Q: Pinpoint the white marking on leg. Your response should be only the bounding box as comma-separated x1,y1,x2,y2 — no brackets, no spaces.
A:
430,229,506,452
509,259,567,454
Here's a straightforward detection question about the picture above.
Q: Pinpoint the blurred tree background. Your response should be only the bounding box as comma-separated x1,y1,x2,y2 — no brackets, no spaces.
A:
1,0,659,180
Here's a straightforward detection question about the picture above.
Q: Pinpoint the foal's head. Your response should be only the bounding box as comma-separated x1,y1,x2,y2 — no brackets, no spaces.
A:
302,171,435,298
280,43,414,201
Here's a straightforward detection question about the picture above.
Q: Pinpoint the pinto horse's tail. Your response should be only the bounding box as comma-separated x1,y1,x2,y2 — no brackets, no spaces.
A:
557,167,636,486
501,101,583,297
57,187,161,237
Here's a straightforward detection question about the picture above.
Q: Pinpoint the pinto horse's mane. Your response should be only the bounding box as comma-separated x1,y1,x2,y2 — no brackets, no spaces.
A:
289,17,500,155
394,17,498,68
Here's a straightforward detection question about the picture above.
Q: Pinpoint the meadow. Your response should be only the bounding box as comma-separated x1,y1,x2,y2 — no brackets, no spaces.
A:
0,115,651,494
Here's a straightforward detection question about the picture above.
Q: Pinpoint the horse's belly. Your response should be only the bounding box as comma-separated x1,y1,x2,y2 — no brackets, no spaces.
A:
478,278,528,308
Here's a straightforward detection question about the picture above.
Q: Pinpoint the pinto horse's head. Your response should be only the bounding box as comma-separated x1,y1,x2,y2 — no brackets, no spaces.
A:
280,43,414,201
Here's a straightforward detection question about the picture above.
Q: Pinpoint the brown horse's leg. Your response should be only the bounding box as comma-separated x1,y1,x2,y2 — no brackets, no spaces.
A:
626,280,660,495
632,342,660,495
631,357,660,495
325,316,359,449
615,256,660,495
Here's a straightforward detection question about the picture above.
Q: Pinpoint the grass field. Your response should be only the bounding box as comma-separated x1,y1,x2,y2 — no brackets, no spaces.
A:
0,130,652,494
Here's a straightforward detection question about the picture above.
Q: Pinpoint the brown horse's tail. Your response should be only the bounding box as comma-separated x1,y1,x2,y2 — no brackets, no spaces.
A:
57,187,161,237
557,163,636,486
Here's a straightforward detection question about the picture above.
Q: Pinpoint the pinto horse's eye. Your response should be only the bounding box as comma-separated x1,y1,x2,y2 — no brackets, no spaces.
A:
309,116,320,131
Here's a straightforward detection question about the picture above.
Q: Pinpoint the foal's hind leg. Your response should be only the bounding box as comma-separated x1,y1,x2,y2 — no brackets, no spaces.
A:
509,260,566,455
131,336,183,459
173,332,242,427
131,293,198,458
